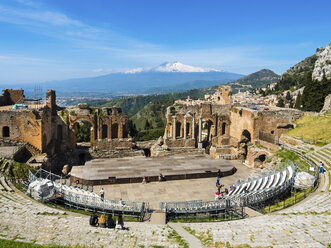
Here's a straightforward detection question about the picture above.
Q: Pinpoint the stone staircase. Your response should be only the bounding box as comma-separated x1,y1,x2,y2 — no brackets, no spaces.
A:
25,143,42,156
282,142,330,191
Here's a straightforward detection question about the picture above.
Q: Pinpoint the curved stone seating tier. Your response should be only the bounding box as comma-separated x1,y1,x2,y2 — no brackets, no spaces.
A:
161,163,296,214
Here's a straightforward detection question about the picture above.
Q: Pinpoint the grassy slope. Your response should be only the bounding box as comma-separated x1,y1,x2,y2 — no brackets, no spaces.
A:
285,112,331,146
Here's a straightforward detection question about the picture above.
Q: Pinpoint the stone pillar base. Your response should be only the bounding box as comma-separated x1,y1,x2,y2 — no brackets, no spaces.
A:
198,142,203,149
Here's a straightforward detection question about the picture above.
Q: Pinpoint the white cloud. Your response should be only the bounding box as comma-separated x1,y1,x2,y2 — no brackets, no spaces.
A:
15,0,40,8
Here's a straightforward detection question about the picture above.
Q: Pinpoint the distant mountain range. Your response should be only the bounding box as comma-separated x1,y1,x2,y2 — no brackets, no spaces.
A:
11,62,244,97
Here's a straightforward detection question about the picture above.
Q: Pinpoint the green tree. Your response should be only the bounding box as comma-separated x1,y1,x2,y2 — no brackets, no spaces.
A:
285,91,291,101
144,120,151,130
75,121,91,142
277,97,285,107
126,119,138,137
302,73,331,112
295,92,302,109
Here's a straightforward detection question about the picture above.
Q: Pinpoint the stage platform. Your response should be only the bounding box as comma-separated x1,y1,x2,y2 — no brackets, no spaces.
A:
70,154,236,185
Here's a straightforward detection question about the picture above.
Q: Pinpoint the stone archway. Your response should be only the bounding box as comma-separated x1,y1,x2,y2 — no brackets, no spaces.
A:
222,122,226,135
241,129,252,159
241,129,251,143
102,124,108,139
251,151,270,168
176,122,182,137
70,118,96,145
111,123,118,139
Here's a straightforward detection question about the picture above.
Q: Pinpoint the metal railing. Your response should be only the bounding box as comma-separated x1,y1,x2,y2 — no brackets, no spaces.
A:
160,162,296,219
28,169,146,221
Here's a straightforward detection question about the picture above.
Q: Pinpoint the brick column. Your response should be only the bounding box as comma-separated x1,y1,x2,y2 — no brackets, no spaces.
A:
192,116,195,139
198,116,202,143
172,116,176,140
183,116,187,140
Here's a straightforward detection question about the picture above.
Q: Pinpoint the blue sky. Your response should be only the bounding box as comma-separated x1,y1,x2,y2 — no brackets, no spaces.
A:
0,0,330,84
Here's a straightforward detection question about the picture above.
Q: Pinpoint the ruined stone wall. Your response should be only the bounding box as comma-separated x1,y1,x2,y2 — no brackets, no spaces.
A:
163,139,196,147
7,89,24,104
96,139,134,150
255,109,303,137
229,108,257,143
229,107,303,145
0,110,43,150
0,89,25,106
67,106,129,150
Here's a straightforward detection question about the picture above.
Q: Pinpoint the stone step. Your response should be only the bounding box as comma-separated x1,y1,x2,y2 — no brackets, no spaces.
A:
321,149,331,157
307,153,329,169
321,172,329,192
317,150,331,161
0,176,14,192
311,152,330,168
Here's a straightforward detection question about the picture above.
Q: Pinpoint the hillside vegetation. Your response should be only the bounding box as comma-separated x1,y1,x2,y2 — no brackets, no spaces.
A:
271,55,317,92
285,112,331,146
229,69,279,90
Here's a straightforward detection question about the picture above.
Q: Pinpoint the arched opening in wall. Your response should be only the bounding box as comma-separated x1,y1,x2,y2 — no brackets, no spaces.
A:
202,119,214,148
74,120,92,144
57,125,63,140
143,148,151,157
102,124,108,139
242,129,251,143
111,123,118,139
254,154,266,167
241,129,252,159
222,122,226,135
186,122,190,137
2,126,9,137
277,124,294,130
176,122,182,137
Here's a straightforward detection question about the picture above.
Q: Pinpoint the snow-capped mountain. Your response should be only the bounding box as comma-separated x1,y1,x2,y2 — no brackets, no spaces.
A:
24,62,244,96
124,62,221,74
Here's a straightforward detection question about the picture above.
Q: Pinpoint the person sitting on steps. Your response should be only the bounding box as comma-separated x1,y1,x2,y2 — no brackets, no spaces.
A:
106,214,115,228
89,212,98,226
98,213,106,228
116,214,124,230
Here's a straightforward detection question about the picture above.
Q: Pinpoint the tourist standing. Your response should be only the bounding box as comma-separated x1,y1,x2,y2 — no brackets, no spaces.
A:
216,176,220,187
100,188,105,201
319,162,324,174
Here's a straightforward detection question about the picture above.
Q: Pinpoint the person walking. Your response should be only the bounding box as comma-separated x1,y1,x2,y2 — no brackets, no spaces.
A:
100,188,105,201
216,176,220,187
